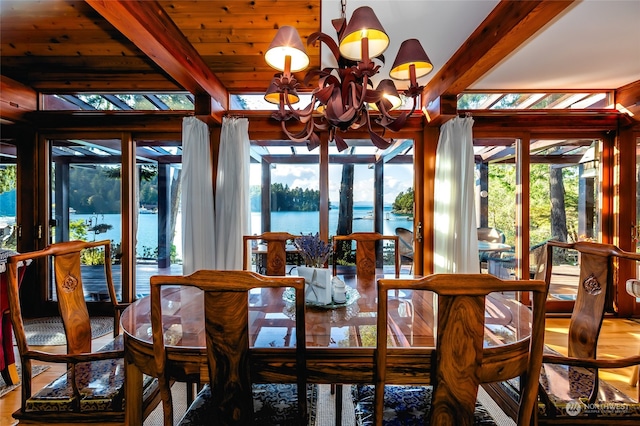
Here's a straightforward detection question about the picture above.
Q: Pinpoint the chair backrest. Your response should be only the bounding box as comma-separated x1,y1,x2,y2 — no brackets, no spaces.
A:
242,232,296,275
394,227,414,260
376,274,549,426
7,240,114,355
477,227,505,243
545,240,640,359
529,239,551,280
332,232,400,281
150,270,307,425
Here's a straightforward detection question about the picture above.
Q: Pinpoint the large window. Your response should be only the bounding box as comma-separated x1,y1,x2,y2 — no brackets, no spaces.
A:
535,140,600,303
50,138,123,301
48,136,183,301
249,139,414,241
476,136,601,308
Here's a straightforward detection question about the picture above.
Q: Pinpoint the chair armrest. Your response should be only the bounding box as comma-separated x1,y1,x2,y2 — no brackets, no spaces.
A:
24,348,124,364
543,353,640,369
112,302,131,336
113,301,130,311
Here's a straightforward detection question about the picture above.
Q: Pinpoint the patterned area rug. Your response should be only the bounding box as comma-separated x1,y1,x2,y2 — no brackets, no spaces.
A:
0,364,50,398
18,316,113,346
144,382,327,426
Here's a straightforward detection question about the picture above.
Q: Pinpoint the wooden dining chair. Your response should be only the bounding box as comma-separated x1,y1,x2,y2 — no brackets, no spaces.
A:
332,232,401,281
352,273,549,426
6,240,159,424
535,241,640,424
150,270,312,426
483,241,640,424
242,232,297,275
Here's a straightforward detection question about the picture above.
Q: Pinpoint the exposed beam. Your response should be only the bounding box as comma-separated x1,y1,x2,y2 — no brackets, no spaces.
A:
615,79,640,119
0,75,37,122
85,0,227,123
421,0,577,109
376,139,413,164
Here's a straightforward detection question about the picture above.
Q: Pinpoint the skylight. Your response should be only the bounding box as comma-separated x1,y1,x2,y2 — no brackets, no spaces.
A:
458,92,612,110
42,93,194,111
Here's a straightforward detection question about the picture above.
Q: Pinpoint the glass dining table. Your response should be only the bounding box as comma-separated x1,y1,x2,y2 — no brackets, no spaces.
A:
120,273,532,424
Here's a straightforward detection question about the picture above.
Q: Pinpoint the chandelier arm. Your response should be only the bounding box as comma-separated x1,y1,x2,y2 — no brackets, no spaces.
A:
308,32,341,63
283,90,315,119
346,79,363,113
280,118,316,144
368,130,392,150
381,112,409,132
365,110,392,150
360,75,369,108
333,133,349,152
409,95,420,115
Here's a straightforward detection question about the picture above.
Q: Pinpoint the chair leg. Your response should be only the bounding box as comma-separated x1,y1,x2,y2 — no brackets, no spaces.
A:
335,384,343,426
186,381,195,405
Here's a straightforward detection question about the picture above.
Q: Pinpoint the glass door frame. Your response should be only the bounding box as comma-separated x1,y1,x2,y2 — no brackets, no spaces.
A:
617,127,640,316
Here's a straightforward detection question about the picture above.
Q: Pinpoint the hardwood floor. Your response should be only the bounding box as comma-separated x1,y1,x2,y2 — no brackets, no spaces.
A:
1,317,638,425
544,316,640,401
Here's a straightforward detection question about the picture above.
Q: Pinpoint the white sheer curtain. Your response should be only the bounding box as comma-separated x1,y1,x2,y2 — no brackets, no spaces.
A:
181,116,216,275
213,116,250,270
433,116,479,273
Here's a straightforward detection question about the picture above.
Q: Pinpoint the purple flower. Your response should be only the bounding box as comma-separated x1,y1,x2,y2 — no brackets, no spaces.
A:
293,232,332,268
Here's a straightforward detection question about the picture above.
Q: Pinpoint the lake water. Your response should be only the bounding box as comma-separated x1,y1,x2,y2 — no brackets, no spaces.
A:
64,206,414,260
252,205,414,237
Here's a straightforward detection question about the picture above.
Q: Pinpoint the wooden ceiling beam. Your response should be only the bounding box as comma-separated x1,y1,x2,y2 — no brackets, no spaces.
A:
421,0,577,109
0,75,37,123
615,79,640,120
85,0,227,123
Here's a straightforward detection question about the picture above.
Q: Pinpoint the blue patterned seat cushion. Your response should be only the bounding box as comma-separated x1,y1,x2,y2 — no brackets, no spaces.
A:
25,335,156,414
537,347,640,418
25,358,125,413
495,346,640,419
178,383,317,425
352,384,498,425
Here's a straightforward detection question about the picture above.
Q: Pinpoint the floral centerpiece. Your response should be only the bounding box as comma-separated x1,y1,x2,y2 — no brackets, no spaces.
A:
293,232,331,268
294,233,333,305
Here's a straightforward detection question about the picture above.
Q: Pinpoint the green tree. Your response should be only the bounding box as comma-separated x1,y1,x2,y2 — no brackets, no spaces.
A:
251,183,321,212
392,188,414,214
0,165,16,193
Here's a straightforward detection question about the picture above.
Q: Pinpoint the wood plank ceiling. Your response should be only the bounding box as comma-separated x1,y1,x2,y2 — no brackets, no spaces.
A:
0,0,321,94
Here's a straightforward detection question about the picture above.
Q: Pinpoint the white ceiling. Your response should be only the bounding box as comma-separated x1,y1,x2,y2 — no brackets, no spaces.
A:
321,0,640,92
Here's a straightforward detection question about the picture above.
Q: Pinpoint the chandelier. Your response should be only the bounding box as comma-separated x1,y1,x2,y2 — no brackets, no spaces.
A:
264,3,433,152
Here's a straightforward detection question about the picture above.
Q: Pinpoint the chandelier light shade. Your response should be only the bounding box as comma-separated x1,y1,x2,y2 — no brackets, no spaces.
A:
390,38,434,81
264,4,433,151
338,6,389,61
264,76,300,105
370,79,402,112
265,26,310,73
